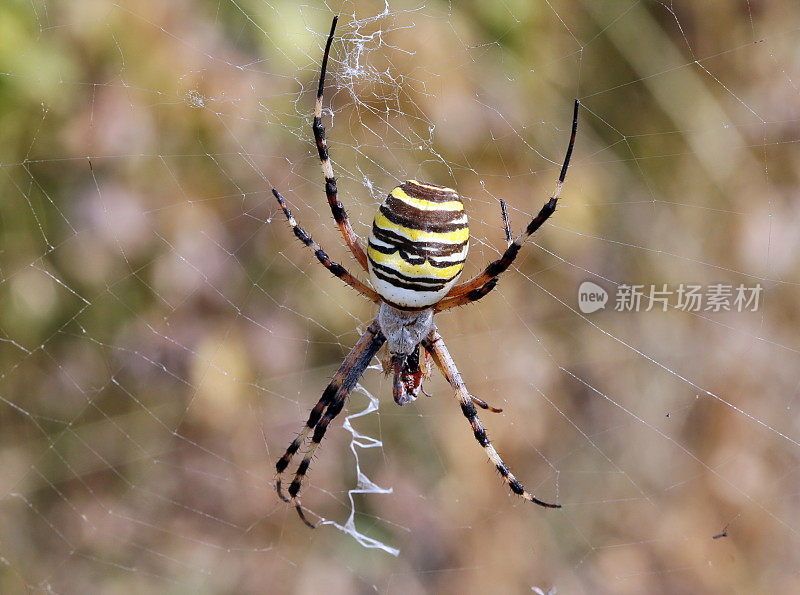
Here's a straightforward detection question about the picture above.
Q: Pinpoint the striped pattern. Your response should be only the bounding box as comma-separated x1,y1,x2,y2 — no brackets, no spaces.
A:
368,180,469,308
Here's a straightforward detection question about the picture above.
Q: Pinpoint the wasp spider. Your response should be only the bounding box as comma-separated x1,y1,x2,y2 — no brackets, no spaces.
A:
273,16,579,527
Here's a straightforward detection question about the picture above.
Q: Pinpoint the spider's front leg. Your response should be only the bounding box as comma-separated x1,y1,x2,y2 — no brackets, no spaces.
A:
313,15,369,271
275,321,385,527
435,99,580,312
422,330,560,508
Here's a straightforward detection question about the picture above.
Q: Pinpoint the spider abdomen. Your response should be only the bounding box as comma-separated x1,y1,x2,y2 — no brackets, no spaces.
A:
367,180,469,308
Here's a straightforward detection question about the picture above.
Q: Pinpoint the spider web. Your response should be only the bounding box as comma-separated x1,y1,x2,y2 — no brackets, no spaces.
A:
2,0,800,591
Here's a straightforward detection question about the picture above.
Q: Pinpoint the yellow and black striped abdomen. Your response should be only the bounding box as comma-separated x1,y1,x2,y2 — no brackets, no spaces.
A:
367,180,469,308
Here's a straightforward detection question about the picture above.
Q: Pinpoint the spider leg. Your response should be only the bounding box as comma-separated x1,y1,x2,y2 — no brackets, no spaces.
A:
275,321,385,527
314,16,369,271
275,369,339,504
423,330,560,508
470,393,503,413
435,100,579,312
499,199,512,247
272,189,379,302
274,323,379,494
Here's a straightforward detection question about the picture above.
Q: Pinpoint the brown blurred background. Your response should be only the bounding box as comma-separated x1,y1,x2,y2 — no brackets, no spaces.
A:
1,0,799,593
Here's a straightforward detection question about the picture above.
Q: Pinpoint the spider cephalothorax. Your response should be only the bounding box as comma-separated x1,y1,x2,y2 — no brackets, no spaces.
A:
272,15,578,527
